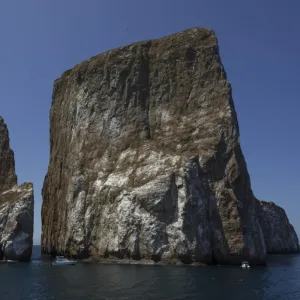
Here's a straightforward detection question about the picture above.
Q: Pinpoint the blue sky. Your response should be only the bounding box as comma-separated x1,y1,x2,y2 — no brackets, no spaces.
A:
0,0,299,244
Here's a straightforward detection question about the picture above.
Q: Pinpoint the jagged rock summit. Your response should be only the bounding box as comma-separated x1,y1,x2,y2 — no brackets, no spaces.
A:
0,117,17,193
0,117,34,261
41,27,299,264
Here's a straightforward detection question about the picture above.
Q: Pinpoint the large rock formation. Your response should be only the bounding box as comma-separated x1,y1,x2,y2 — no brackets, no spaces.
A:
41,27,299,265
0,117,34,261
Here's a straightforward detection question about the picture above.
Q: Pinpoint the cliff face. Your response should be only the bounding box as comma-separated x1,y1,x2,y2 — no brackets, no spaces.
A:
0,117,34,261
41,27,298,264
256,200,299,254
0,117,17,193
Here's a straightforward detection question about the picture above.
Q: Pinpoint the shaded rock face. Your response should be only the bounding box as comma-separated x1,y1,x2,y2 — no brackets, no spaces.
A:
41,27,298,264
0,117,34,261
256,200,299,254
0,117,17,192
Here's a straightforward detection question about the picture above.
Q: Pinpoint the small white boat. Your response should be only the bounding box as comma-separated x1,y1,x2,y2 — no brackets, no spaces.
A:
241,261,250,268
51,256,76,266
6,260,17,263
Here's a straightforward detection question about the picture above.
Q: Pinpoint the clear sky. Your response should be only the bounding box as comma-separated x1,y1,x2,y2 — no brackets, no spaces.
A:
0,0,299,245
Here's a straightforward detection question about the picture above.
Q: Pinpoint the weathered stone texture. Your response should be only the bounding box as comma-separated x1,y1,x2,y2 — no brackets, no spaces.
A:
256,200,299,254
41,27,299,264
0,182,34,260
0,117,17,193
0,117,34,261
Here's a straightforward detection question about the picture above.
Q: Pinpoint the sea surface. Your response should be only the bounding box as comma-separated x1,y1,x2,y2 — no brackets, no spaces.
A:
0,246,299,299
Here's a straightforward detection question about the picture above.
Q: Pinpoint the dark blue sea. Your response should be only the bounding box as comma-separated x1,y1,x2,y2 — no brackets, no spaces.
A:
0,246,299,299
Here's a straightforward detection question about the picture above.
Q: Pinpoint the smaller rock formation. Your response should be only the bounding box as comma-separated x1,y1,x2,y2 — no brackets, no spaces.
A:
0,117,17,192
0,117,34,261
0,183,34,260
256,199,300,254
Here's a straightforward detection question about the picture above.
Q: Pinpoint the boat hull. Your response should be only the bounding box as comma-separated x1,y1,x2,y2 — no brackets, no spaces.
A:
51,261,76,266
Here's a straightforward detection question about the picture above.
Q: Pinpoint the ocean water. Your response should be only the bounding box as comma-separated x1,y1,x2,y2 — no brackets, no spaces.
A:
0,246,299,300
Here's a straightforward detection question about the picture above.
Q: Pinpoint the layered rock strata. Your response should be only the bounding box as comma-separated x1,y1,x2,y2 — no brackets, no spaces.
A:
0,117,34,261
41,27,299,264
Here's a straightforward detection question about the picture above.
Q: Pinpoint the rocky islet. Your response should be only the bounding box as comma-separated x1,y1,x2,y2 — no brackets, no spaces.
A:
0,27,297,264
0,117,34,261
40,27,299,264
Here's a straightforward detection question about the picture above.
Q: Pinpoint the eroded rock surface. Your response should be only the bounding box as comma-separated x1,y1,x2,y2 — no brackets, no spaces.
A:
0,117,17,192
41,27,298,264
0,117,34,261
256,200,299,254
0,183,34,260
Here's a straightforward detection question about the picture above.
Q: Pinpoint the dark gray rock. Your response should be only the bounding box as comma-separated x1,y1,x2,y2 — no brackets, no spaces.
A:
0,117,17,193
256,199,299,253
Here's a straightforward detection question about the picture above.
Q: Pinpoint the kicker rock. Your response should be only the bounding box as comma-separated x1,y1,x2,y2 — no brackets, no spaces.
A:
41,27,297,264
256,200,299,253
0,117,34,261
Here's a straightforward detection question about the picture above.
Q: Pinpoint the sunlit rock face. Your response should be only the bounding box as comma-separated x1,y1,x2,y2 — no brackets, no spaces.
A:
0,183,34,260
0,117,34,261
41,27,298,265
